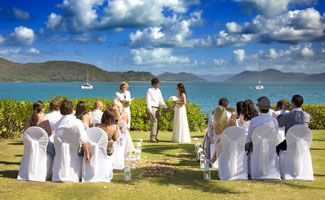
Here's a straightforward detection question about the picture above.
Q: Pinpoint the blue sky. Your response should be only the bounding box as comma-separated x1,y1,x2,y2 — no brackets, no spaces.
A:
0,0,325,75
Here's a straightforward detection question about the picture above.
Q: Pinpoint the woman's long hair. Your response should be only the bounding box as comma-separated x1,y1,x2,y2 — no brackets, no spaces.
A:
30,101,44,126
243,99,258,121
177,83,186,95
75,101,88,120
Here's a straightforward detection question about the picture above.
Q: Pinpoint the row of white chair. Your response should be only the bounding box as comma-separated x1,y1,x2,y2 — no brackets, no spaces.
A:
17,127,113,182
217,125,314,181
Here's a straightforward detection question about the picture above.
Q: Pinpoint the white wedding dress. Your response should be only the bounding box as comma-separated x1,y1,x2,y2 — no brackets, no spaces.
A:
172,96,191,143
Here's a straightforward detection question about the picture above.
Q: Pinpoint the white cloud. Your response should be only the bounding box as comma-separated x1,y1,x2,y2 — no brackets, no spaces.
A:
11,26,35,45
0,47,21,56
234,0,315,17
301,46,314,57
268,48,278,59
12,8,31,21
213,58,226,66
216,31,255,47
27,47,40,54
226,22,243,33
97,36,107,43
322,48,325,53
46,13,63,30
222,7,325,45
233,49,245,63
130,48,190,65
0,35,5,45
129,11,205,48
46,0,198,31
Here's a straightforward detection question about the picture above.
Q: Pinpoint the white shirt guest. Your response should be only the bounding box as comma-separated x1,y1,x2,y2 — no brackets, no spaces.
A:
46,97,62,132
54,100,90,162
247,97,279,143
89,100,104,126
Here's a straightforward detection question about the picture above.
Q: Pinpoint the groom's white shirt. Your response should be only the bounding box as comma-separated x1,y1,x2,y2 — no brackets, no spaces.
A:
146,87,167,113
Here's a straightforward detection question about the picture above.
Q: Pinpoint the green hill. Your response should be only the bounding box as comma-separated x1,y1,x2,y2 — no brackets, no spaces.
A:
0,58,155,82
158,72,206,82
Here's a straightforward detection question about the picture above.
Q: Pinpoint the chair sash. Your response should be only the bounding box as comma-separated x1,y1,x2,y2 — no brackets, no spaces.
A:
61,143,70,177
294,138,305,177
90,142,99,175
28,138,40,174
229,140,238,177
259,138,269,176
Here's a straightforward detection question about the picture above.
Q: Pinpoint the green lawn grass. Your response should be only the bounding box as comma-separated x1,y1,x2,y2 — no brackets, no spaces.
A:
1,130,325,200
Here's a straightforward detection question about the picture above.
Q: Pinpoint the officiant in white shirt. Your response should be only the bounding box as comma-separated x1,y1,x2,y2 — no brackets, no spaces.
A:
146,78,168,143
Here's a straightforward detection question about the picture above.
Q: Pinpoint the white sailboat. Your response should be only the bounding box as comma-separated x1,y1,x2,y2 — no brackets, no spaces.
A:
81,66,93,90
255,55,264,90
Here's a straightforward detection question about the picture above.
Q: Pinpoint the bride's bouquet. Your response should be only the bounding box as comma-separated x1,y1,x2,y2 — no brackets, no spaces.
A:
169,96,178,102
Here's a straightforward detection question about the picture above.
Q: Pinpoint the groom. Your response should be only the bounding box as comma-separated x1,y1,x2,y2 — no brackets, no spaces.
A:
146,77,168,143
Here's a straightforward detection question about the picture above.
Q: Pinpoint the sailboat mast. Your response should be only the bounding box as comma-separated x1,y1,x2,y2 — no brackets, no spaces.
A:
86,65,89,84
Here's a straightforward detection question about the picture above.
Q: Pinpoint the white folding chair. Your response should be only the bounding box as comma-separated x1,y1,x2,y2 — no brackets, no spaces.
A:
218,126,248,180
112,131,127,170
250,125,282,180
82,127,113,182
279,125,314,181
52,125,83,182
17,127,51,182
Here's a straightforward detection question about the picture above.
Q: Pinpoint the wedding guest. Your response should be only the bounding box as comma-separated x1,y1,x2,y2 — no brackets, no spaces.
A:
273,98,290,116
212,97,237,160
24,101,52,137
99,109,121,155
54,100,90,163
236,101,245,127
246,96,278,149
276,94,311,154
238,99,259,134
113,100,134,155
146,78,168,143
89,100,104,127
75,101,93,129
115,82,133,128
46,97,62,132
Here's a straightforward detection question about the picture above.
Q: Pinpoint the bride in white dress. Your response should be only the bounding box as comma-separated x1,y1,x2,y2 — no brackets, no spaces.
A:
172,83,191,143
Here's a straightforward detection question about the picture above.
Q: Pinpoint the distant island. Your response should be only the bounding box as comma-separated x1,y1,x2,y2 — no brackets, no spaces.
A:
225,69,325,82
0,58,324,82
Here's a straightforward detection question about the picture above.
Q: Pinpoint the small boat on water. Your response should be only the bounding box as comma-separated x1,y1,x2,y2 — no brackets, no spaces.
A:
255,54,264,91
81,66,93,90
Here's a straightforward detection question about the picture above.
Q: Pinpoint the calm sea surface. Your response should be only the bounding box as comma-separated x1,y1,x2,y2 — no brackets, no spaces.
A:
0,82,324,113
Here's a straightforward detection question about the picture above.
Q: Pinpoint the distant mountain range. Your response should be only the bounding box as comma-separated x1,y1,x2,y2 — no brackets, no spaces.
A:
0,58,324,82
198,74,235,82
158,72,206,82
0,58,154,82
225,69,325,82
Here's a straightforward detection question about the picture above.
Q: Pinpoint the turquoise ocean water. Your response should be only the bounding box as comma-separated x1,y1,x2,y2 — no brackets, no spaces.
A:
0,82,324,113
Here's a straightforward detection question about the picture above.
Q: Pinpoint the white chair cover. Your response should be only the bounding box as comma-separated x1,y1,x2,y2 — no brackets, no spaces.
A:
52,125,82,182
218,126,248,180
279,125,314,181
82,127,113,182
250,125,282,180
17,127,50,182
112,131,127,170
278,127,286,142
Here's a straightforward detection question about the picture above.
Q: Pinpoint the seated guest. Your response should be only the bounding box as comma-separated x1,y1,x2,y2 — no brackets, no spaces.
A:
98,109,121,155
46,97,62,132
212,97,237,160
237,99,258,134
236,101,244,127
276,94,311,154
75,101,93,129
54,100,90,163
24,101,52,137
246,96,279,150
273,98,290,116
89,100,104,127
